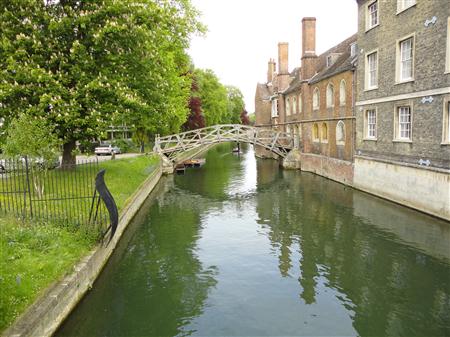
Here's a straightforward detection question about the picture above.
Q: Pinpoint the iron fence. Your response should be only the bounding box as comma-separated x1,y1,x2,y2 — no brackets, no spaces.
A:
0,157,111,238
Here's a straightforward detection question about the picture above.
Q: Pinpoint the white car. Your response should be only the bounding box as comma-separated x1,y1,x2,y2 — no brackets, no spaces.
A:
95,144,121,156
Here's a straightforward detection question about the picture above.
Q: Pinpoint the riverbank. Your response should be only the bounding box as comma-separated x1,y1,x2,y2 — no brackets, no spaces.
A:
0,154,159,334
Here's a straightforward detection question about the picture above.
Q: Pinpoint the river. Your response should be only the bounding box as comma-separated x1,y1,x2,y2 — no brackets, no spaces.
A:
56,143,450,337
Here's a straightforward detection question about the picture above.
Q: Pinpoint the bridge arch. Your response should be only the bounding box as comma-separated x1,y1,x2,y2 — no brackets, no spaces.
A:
154,124,294,163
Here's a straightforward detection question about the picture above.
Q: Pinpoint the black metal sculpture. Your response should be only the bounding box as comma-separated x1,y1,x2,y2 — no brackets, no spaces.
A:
90,170,118,242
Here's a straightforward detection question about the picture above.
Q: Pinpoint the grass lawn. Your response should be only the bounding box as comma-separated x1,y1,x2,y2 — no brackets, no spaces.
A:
0,154,160,332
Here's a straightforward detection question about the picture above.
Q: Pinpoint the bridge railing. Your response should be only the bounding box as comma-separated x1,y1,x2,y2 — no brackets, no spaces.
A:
154,124,294,161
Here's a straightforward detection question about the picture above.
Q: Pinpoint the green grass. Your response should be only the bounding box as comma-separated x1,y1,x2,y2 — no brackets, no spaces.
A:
98,154,160,211
0,154,160,332
0,217,95,332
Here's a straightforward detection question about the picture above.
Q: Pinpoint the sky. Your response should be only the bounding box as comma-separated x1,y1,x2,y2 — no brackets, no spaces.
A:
188,0,358,113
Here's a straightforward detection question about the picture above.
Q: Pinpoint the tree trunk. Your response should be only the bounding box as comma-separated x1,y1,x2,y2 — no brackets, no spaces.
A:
62,140,76,167
140,141,145,153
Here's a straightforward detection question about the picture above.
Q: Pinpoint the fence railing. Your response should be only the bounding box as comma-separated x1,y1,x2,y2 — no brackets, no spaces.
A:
0,157,112,238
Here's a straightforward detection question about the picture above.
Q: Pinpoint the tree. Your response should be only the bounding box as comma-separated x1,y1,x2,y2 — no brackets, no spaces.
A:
194,69,227,126
182,78,205,131
240,109,250,125
0,0,204,165
3,113,60,197
225,86,245,125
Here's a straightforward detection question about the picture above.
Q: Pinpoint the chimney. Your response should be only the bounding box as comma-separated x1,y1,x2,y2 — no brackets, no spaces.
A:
301,17,318,80
278,42,289,75
302,17,316,57
267,58,275,83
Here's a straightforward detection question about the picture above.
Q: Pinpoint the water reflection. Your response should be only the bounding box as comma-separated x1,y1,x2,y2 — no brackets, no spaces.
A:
255,165,450,336
57,143,450,337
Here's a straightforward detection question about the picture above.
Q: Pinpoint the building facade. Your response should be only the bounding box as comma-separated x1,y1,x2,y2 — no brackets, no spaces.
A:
254,18,357,185
354,0,450,220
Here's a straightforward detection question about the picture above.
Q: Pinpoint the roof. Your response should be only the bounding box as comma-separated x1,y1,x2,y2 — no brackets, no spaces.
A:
255,83,272,100
309,34,357,84
283,67,302,95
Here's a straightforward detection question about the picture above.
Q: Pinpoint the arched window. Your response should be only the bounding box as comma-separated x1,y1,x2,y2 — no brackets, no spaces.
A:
322,123,328,141
326,83,334,108
292,97,297,114
313,88,320,110
313,123,319,141
298,95,302,113
286,98,291,116
340,80,346,106
336,120,345,144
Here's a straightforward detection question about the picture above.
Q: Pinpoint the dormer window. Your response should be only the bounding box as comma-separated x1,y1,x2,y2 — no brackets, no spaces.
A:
327,55,333,67
350,43,357,57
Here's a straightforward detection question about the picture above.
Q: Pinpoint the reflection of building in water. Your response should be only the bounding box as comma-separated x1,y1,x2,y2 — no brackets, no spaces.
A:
255,169,450,336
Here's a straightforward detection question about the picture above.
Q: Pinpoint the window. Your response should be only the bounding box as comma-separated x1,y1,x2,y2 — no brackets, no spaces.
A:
396,106,412,140
326,83,334,108
313,123,319,141
446,17,450,73
299,95,302,113
397,0,415,13
271,99,278,118
336,120,345,145
366,109,377,139
397,36,414,82
286,98,291,116
367,1,379,30
366,51,378,90
327,55,332,67
339,80,346,106
322,123,328,142
443,100,450,143
313,88,320,110
350,43,357,58
292,97,297,114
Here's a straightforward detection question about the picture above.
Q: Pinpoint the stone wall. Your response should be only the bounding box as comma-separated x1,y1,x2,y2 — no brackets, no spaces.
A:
299,152,354,186
354,156,450,220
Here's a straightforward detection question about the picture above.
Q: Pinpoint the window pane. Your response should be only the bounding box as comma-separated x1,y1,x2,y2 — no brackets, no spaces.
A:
368,52,377,87
400,38,413,80
398,106,411,139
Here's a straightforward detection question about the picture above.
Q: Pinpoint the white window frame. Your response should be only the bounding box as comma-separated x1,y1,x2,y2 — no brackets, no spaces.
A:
313,88,320,110
286,98,291,116
326,83,334,108
336,120,345,145
350,43,357,58
366,0,379,31
364,109,377,140
442,97,450,144
396,34,415,83
365,50,378,90
396,0,416,14
298,95,302,113
394,103,413,142
446,17,450,74
339,80,346,106
271,98,278,118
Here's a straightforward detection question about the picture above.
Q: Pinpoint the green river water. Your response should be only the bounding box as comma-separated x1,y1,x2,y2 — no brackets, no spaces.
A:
56,143,450,337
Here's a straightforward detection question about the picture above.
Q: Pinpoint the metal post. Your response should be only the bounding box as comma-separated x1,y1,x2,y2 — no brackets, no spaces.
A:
24,156,33,217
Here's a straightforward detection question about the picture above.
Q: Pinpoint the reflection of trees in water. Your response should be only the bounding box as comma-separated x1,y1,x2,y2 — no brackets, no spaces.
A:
175,143,243,201
255,170,450,336
56,185,217,337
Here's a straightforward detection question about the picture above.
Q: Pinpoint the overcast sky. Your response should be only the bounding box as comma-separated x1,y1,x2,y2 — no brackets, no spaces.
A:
188,0,358,113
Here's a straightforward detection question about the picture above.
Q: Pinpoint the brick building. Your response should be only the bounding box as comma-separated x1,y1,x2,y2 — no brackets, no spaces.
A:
354,0,450,220
254,18,357,185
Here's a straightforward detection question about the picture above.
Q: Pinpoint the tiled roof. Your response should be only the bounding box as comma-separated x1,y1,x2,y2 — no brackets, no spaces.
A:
309,34,357,84
283,67,302,95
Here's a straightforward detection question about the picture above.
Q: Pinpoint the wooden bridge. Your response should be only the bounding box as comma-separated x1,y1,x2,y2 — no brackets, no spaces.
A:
154,124,294,162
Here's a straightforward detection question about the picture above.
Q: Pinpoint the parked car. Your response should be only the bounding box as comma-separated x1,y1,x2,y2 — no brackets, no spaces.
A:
95,144,121,156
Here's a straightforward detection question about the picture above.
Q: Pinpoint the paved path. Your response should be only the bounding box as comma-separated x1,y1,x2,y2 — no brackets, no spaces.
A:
74,153,142,163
